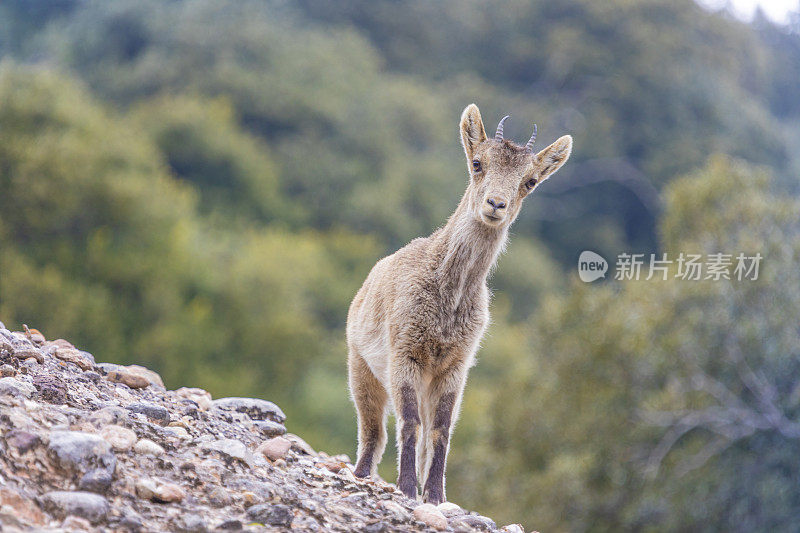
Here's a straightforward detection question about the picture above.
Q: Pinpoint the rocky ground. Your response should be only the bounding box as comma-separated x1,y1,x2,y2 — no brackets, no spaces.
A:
0,321,527,532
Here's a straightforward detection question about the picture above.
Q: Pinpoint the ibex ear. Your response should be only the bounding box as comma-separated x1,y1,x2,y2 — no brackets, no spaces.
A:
459,104,487,160
535,135,573,182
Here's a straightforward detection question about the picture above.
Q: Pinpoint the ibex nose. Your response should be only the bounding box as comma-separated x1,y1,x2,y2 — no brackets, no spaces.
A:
487,197,506,210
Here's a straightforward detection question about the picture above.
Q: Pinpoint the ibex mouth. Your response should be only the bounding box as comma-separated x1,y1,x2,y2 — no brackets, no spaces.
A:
481,213,504,225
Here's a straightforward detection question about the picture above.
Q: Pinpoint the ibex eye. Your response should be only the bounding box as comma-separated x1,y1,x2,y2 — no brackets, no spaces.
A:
472,160,482,172
525,178,537,190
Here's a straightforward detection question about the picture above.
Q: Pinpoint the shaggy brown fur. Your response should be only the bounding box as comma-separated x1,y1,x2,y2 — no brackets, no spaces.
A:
347,104,573,503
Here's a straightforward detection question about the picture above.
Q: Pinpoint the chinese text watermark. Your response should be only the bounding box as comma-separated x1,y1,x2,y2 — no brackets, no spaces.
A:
578,251,762,282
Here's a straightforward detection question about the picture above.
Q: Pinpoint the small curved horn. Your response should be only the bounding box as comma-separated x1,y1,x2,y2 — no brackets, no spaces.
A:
525,124,538,153
495,115,510,142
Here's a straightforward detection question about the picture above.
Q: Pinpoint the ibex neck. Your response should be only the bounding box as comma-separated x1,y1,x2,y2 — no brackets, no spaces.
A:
435,193,508,305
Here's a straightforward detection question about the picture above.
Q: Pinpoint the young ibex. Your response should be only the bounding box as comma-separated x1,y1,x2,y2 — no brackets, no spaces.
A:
347,103,572,503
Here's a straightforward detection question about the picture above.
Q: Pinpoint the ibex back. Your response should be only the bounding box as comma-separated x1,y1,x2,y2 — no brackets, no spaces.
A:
347,103,573,503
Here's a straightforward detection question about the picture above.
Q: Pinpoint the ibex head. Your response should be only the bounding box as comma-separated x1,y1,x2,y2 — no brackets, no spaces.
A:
459,103,572,228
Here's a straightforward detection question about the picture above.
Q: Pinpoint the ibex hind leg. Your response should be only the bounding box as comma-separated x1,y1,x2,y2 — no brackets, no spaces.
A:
349,351,388,478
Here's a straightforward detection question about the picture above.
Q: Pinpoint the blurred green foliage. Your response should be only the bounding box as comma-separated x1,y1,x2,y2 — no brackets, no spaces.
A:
1,1,799,530
452,158,800,531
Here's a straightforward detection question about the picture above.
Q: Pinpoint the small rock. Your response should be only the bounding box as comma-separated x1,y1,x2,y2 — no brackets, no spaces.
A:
134,438,165,456
413,503,448,531
13,347,44,363
201,438,255,467
212,397,286,423
48,338,75,350
62,515,92,531
217,519,243,530
176,387,213,410
164,426,190,440
126,402,170,424
0,377,36,398
154,482,185,503
284,433,316,455
87,406,129,427
0,343,13,358
79,468,113,493
451,514,497,531
225,478,276,500
48,431,117,476
123,364,164,388
339,466,357,482
318,460,348,473
252,420,287,437
380,500,411,521
500,525,525,533
242,491,259,507
0,364,16,377
108,369,149,389
175,514,207,532
40,491,109,524
256,436,292,461
208,486,232,507
364,522,390,533
5,429,41,453
438,501,466,517
246,503,294,527
100,425,137,451
33,374,68,404
54,348,95,370
95,362,120,375
118,511,144,531
22,325,46,345
135,478,158,500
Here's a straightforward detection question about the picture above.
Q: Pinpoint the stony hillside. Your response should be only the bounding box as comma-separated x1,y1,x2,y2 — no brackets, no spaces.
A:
0,321,526,532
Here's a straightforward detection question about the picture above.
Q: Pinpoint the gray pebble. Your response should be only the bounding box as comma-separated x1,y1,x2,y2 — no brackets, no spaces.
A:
33,374,68,404
450,514,497,531
95,363,120,375
201,439,256,467
87,405,129,426
126,402,170,424
175,514,207,532
48,431,117,476
252,420,287,437
211,397,286,423
40,491,109,524
118,511,144,531
0,377,36,398
79,468,114,493
246,503,294,527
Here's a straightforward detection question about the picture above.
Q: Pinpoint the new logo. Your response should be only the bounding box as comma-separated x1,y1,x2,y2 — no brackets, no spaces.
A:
578,250,608,282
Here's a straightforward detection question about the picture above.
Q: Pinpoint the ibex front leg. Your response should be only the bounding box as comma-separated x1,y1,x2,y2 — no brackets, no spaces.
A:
422,370,466,505
391,360,422,499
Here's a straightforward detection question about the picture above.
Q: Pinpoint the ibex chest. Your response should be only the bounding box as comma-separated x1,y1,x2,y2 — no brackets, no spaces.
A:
392,279,489,369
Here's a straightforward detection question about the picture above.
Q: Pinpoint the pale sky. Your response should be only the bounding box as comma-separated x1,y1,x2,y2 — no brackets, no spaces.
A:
697,0,799,24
